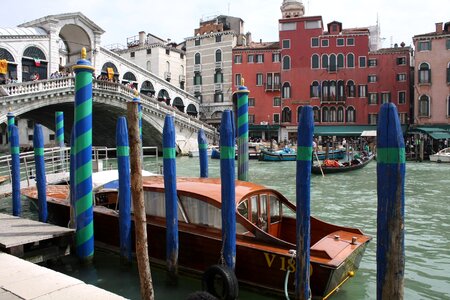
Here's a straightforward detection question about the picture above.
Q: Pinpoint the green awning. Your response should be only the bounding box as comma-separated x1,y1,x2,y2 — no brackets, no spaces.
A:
249,124,280,132
408,126,450,140
314,125,378,136
429,132,450,139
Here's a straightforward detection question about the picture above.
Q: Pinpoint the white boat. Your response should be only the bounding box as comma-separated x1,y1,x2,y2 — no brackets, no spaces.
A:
429,147,450,163
188,147,216,157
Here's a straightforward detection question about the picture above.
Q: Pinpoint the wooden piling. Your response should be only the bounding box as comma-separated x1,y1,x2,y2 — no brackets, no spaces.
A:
9,125,20,217
198,129,208,178
33,124,48,223
376,103,405,299
127,99,154,300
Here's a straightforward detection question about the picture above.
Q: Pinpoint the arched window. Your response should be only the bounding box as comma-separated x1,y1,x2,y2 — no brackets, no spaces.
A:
166,61,170,72
337,106,344,122
329,54,337,71
346,107,355,123
195,53,201,65
337,54,344,68
215,49,222,62
282,56,291,70
311,54,319,69
186,104,198,117
0,48,15,62
310,81,320,98
321,54,329,69
447,62,450,84
347,80,355,97
282,82,291,99
140,80,155,96
172,97,185,112
347,53,354,68
313,106,321,122
322,81,329,99
337,80,345,100
418,95,430,117
297,106,303,123
23,46,46,60
329,107,337,122
329,81,336,100
419,63,431,84
322,107,329,122
282,107,292,123
157,89,171,105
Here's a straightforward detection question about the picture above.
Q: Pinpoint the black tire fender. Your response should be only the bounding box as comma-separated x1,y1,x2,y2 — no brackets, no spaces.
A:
202,264,239,300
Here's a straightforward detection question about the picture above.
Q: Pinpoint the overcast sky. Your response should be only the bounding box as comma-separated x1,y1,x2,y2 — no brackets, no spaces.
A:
3,0,449,48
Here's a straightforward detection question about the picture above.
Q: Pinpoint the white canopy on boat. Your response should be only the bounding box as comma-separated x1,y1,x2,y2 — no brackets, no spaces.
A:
361,130,377,137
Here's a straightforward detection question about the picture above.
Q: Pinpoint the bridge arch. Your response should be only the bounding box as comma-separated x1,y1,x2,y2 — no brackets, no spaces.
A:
140,80,155,97
157,89,171,105
173,97,185,113
58,24,92,66
122,71,137,89
0,47,17,83
187,104,199,117
101,62,119,81
22,45,47,81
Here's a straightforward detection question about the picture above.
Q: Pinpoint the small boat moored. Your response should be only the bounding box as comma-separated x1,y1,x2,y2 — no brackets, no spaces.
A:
312,154,375,174
429,147,450,163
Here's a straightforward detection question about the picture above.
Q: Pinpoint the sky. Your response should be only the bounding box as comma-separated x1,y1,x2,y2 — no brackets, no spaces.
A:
3,0,449,48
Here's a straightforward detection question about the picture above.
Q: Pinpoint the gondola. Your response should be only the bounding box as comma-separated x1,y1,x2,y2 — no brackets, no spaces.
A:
312,154,375,174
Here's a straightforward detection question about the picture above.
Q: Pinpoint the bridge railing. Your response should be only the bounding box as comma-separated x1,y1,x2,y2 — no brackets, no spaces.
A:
0,146,159,189
1,77,75,97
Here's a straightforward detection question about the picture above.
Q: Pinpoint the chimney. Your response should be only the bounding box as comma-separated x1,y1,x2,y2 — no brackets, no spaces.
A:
435,22,443,34
139,31,146,46
260,39,262,44
246,32,252,44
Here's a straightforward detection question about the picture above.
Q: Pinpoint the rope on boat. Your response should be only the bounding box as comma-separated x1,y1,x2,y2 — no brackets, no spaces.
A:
285,250,311,300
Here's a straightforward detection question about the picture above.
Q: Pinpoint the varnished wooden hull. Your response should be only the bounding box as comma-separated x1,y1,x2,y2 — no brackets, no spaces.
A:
29,196,369,298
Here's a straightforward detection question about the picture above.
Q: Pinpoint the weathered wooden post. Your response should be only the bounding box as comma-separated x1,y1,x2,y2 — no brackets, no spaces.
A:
376,103,405,299
72,47,94,262
163,115,179,282
33,124,47,223
9,125,20,217
127,94,154,300
132,91,143,163
116,117,132,264
198,129,208,178
235,78,249,181
295,106,313,300
220,110,236,269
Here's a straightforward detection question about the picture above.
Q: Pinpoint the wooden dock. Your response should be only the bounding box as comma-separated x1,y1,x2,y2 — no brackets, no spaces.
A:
0,252,126,299
0,213,73,263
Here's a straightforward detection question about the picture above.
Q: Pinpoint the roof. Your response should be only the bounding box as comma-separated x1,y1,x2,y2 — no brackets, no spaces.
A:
234,41,280,50
0,27,48,36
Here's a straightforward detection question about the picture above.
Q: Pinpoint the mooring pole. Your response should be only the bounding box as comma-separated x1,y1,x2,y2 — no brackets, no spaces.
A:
163,115,179,283
69,129,76,229
133,91,143,164
220,110,236,269
198,129,208,178
127,96,154,300
7,111,14,142
72,47,94,262
55,111,65,170
33,124,47,223
236,78,249,181
116,117,132,264
376,103,405,299
295,106,314,300
9,125,20,217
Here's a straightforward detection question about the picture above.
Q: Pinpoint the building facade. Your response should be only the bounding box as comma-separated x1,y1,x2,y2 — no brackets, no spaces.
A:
185,16,246,127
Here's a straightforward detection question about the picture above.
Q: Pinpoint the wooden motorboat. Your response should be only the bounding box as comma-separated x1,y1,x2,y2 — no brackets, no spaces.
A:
315,149,345,160
429,147,450,163
22,174,371,298
258,148,297,161
312,154,375,174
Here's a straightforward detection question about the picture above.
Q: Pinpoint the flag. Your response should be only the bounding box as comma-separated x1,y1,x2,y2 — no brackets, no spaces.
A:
107,67,114,80
0,60,7,74
34,58,41,67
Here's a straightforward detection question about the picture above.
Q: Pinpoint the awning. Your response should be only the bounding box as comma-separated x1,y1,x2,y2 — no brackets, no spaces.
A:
408,126,450,140
361,130,377,137
314,125,408,136
249,125,280,132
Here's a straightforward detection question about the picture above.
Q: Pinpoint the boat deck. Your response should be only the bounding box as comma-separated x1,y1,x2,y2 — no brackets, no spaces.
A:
0,252,125,299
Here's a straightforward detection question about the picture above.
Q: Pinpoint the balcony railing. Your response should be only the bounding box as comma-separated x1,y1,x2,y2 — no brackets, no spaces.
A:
179,75,186,83
194,64,201,72
164,72,171,80
193,85,202,93
215,61,223,70
214,83,223,91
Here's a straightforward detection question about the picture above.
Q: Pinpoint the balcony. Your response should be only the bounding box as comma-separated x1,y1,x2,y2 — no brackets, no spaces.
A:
214,83,223,91
193,85,202,93
327,65,337,73
215,61,223,70
194,64,201,72
179,75,186,83
164,72,171,80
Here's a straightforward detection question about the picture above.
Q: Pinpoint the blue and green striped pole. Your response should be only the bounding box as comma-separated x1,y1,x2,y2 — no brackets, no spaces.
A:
377,103,405,299
236,79,249,181
116,117,132,264
55,111,64,147
9,125,20,216
295,105,313,299
72,47,95,261
7,111,14,142
69,129,76,229
33,124,47,223
163,115,178,280
220,110,236,270
198,129,208,178
133,91,143,163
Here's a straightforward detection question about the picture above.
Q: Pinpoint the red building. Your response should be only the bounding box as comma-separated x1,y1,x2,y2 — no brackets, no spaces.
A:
233,0,412,142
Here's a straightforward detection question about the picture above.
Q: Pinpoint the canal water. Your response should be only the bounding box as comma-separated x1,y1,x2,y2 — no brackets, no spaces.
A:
1,157,449,299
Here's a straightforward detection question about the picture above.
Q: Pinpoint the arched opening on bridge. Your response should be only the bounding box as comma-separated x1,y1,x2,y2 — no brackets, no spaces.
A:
22,46,47,82
187,104,199,118
172,97,185,113
58,24,92,71
101,62,119,81
140,80,155,97
122,71,137,89
157,89,171,105
0,48,17,83
210,110,223,128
